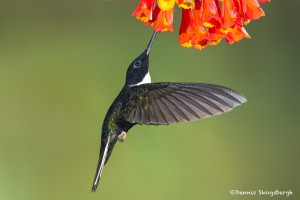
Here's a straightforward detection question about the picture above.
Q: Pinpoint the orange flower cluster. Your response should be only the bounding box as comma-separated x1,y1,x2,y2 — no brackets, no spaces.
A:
132,0,269,49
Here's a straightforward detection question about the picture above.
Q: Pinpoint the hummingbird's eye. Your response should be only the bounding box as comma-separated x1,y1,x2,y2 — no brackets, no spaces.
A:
134,60,141,68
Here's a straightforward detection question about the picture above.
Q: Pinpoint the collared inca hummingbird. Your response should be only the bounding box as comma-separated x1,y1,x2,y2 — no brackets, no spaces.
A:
92,32,247,192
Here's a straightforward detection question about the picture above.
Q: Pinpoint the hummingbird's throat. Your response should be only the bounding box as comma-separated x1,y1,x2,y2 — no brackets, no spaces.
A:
133,72,151,86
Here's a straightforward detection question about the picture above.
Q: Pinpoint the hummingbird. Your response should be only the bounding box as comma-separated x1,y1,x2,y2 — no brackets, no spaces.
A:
92,32,247,192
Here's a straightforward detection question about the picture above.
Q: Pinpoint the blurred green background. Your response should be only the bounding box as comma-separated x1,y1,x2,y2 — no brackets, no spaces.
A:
0,1,299,200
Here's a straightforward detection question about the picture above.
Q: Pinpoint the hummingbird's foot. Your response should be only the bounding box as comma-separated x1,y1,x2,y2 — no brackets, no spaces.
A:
118,131,127,142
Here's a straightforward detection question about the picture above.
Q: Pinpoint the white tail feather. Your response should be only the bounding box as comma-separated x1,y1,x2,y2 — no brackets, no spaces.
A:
93,134,111,189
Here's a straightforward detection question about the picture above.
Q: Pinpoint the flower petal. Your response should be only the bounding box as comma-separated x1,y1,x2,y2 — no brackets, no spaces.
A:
207,26,223,45
151,6,174,32
221,0,240,30
244,0,265,21
200,0,222,28
132,0,155,22
192,28,210,50
233,0,265,24
176,0,195,9
157,0,176,11
179,8,194,47
223,25,250,44
191,2,210,49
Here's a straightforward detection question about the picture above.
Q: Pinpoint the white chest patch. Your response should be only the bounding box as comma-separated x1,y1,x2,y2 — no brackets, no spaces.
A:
134,72,151,86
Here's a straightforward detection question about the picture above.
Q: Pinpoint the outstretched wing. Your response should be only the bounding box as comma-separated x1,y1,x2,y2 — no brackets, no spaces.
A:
122,82,246,125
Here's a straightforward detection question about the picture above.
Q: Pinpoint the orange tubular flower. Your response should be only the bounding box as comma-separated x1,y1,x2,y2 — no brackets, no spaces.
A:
150,6,174,32
132,0,155,22
179,8,194,47
132,0,269,50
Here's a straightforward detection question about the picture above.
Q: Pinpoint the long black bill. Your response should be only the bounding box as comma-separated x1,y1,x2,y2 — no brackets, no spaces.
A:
146,31,157,55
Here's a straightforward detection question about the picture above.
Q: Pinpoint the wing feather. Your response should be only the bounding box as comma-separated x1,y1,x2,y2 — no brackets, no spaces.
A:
165,95,191,121
149,100,159,124
160,97,187,122
173,91,214,116
180,89,232,110
152,99,168,124
156,98,179,123
170,93,200,119
183,84,243,104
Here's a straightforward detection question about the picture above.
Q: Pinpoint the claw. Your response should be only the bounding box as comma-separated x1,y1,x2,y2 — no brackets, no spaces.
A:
118,131,127,142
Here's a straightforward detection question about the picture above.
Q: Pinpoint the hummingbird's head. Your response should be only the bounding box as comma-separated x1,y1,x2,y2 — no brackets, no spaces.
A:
125,32,157,86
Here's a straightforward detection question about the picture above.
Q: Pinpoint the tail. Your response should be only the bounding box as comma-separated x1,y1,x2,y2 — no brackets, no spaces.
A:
92,133,117,192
